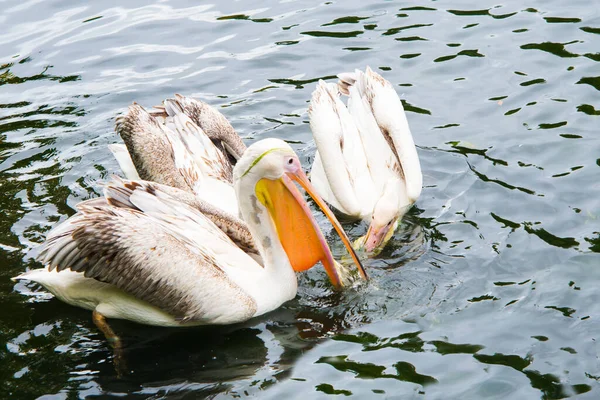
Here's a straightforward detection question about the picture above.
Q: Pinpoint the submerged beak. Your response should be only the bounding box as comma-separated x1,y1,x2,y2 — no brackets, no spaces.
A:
363,219,398,253
255,169,367,288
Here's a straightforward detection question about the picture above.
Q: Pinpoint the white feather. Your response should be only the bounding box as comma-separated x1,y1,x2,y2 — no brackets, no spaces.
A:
364,66,422,203
108,144,140,180
308,67,422,251
162,114,239,216
309,81,362,217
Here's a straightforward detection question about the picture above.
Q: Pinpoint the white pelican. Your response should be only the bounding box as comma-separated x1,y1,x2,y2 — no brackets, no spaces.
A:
13,139,366,361
109,95,243,216
309,66,422,253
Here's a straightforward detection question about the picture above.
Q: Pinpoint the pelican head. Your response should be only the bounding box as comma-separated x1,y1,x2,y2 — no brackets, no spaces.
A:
234,138,366,287
362,178,407,253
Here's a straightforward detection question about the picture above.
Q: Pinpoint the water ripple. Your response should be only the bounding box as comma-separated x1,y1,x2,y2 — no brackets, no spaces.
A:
1,0,600,398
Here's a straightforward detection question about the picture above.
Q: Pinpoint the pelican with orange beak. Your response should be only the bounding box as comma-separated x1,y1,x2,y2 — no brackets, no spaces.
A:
13,139,366,356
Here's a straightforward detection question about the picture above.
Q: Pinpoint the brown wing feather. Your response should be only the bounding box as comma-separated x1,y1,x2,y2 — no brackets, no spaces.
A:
106,178,259,258
115,104,193,193
168,110,235,184
163,94,246,162
37,188,257,323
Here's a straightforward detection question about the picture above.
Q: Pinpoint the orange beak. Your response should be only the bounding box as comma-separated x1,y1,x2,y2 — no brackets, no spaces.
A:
255,169,367,287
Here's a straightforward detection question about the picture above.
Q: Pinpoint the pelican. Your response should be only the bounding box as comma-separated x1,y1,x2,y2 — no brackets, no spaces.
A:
13,139,366,362
109,94,242,216
309,66,422,253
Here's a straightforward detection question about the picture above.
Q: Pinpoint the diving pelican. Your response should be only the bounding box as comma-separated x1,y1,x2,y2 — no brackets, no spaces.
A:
13,139,366,361
109,95,243,216
309,66,422,253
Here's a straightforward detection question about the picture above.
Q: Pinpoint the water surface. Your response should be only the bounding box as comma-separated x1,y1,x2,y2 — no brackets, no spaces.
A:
1,0,599,398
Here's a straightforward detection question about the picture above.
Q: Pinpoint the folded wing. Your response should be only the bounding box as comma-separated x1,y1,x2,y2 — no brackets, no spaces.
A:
37,179,259,323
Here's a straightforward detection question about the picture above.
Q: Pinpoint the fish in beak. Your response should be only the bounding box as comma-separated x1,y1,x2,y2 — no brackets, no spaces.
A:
255,167,367,288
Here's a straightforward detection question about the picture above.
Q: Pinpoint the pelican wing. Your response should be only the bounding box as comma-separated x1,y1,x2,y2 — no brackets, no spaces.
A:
37,180,259,323
308,80,374,218
360,67,422,203
345,78,399,194
161,123,204,192
115,104,192,193
161,101,233,183
151,94,246,162
110,179,258,259
161,113,238,215
116,103,239,216
309,150,346,214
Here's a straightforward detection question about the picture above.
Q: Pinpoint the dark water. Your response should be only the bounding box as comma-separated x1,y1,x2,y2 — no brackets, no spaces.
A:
2,0,599,398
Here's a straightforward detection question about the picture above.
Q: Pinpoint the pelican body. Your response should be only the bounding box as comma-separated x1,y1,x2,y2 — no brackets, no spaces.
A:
14,138,366,329
309,67,422,252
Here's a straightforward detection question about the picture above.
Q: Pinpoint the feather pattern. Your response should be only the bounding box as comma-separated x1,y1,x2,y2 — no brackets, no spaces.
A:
115,104,192,193
36,178,258,323
308,80,377,218
359,66,422,202
107,178,259,259
150,94,246,163
154,99,233,183
116,98,239,216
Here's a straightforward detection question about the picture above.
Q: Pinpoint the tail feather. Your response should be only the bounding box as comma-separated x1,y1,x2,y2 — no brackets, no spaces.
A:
169,94,246,161
108,144,140,180
337,72,356,95
160,101,234,184
114,104,191,192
